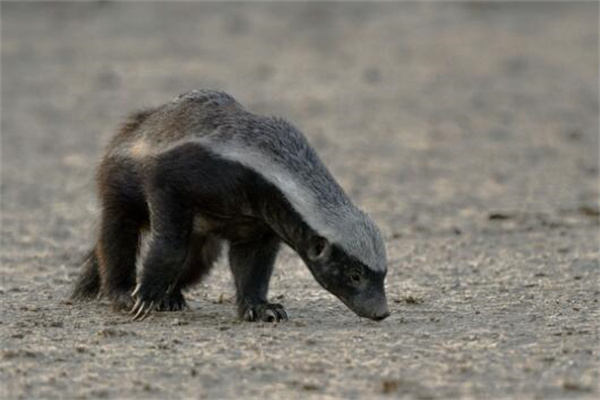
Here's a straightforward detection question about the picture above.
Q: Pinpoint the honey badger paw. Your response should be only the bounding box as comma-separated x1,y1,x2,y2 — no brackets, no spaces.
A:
240,303,288,322
156,291,187,312
129,283,168,321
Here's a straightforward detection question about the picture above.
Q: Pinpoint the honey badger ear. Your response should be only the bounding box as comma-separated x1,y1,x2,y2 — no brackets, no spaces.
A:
307,236,331,261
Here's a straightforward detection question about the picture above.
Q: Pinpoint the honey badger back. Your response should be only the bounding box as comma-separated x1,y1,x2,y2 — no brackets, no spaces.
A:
72,90,389,322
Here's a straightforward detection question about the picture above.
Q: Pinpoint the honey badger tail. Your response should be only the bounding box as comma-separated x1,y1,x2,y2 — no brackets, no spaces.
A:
71,248,101,300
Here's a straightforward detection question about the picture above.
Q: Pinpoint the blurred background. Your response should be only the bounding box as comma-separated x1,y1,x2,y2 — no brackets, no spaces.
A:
1,2,598,399
2,2,597,236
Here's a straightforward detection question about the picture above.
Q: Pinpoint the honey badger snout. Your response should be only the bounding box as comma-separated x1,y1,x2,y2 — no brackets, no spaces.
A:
304,236,390,321
343,281,390,321
364,296,390,321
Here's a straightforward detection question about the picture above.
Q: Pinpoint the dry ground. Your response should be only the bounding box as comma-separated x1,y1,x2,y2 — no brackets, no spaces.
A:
1,2,598,399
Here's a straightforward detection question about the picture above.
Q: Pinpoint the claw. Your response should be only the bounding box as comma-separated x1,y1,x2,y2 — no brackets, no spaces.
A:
139,301,155,321
131,284,141,298
132,301,155,321
278,309,288,321
132,302,146,320
265,309,277,322
130,298,142,315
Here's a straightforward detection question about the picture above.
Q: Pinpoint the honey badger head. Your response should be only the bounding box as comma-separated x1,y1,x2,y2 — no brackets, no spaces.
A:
300,208,389,321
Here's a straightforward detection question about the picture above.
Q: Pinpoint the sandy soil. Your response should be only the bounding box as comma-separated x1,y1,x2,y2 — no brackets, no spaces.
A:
1,2,598,399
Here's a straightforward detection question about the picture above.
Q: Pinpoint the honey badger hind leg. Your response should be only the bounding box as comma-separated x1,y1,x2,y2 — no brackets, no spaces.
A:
96,158,148,311
156,235,222,312
228,233,287,322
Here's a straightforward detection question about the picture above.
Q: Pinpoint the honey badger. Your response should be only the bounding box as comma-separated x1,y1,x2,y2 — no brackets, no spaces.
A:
72,90,389,322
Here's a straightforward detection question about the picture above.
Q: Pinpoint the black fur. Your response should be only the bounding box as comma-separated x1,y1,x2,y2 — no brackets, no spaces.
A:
96,156,148,310
72,141,306,319
136,144,303,320
229,233,285,321
72,91,389,322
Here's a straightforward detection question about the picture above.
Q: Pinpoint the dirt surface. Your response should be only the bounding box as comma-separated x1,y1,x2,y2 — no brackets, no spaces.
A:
1,2,598,399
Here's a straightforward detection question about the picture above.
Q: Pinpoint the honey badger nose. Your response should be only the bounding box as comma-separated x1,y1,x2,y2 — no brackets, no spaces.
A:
371,310,390,321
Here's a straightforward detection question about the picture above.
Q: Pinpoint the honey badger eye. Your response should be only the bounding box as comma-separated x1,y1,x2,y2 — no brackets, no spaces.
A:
350,272,361,284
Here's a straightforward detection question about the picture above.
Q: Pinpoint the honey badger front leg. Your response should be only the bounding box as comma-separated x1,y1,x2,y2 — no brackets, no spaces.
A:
228,233,287,322
130,190,192,321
